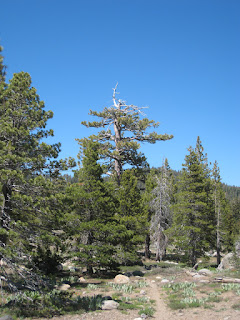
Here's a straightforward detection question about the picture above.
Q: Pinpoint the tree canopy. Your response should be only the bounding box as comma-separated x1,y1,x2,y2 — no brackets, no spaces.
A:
80,85,173,184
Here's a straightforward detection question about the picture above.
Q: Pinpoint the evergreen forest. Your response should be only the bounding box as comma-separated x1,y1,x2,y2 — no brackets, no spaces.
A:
0,44,240,317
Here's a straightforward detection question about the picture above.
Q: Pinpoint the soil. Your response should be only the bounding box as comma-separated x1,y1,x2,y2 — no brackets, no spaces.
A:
36,267,240,320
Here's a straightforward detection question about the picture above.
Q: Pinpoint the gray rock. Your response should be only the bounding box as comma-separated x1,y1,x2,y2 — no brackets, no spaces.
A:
140,289,146,295
0,316,14,320
161,279,169,283
101,300,119,310
192,274,205,279
218,252,235,270
235,239,240,257
114,274,130,284
198,268,213,276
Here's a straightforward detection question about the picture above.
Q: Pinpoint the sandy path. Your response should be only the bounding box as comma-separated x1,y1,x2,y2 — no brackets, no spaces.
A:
146,280,176,320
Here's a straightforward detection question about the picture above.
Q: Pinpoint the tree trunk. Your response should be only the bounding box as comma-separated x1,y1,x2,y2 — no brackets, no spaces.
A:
0,183,12,247
155,230,168,261
113,118,122,185
145,233,151,259
216,202,221,266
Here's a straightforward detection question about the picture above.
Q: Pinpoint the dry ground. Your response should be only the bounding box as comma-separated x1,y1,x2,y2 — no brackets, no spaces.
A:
35,264,240,320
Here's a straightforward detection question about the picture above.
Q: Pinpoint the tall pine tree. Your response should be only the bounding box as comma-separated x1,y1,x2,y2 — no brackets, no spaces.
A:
0,71,73,286
66,139,123,274
170,138,213,266
80,85,173,185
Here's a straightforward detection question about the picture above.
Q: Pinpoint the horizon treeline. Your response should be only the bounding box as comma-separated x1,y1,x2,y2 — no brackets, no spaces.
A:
0,44,240,292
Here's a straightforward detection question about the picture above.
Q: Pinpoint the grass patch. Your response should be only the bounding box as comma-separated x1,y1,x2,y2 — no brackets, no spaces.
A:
138,306,155,317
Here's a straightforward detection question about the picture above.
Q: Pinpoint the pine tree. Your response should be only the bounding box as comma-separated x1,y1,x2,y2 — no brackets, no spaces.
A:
66,139,123,274
212,161,225,265
0,71,73,286
170,139,213,266
116,169,146,264
142,169,157,259
80,85,173,184
223,199,238,252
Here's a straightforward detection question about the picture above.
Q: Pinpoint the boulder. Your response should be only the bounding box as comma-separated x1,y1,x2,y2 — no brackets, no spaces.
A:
217,253,235,270
235,239,240,257
198,268,213,276
58,283,71,291
101,300,119,310
161,279,170,283
78,277,86,283
114,274,130,284
192,274,205,279
0,316,14,320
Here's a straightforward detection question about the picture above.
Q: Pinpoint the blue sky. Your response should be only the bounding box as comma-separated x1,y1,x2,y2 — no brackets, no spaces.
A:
1,0,239,186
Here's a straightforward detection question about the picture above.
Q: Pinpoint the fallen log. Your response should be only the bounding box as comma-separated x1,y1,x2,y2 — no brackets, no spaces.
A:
213,277,240,283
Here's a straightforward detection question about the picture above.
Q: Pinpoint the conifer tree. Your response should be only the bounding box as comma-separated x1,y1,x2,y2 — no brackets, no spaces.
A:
170,138,213,266
0,71,73,285
117,169,146,264
212,161,225,265
66,139,123,274
142,169,157,259
222,199,238,252
80,85,173,184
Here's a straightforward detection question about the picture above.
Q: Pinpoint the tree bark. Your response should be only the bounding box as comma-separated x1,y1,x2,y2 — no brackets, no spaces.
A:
0,182,12,247
145,233,151,259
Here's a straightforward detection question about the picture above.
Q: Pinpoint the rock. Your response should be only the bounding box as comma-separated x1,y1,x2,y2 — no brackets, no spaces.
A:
235,238,240,257
218,252,235,270
56,264,63,271
78,276,86,282
134,318,142,320
198,268,213,276
58,283,71,291
140,289,146,295
101,300,119,310
161,279,170,283
0,316,14,320
192,274,205,279
114,274,130,284
151,280,156,283
199,279,210,283
156,276,162,279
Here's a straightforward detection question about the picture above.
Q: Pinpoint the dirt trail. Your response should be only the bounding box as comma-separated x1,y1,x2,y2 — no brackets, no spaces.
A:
146,280,180,320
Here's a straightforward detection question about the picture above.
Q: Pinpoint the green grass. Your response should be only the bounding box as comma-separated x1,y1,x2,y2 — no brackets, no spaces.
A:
164,281,225,310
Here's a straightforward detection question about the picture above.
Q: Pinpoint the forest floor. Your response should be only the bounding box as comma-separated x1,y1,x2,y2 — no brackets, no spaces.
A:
34,260,240,320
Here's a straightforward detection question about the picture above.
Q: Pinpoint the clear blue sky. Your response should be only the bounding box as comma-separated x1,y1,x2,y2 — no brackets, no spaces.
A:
1,0,239,186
